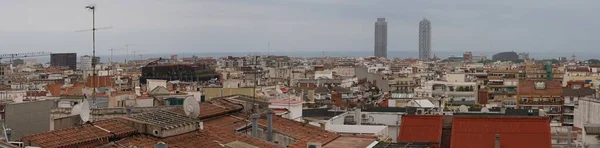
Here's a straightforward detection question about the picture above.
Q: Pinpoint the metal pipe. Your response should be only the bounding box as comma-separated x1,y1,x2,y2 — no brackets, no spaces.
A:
495,134,500,148
251,114,259,138
267,109,273,142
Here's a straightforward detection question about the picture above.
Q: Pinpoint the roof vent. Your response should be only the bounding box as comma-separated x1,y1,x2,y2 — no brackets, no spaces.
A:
307,142,322,148
154,141,167,148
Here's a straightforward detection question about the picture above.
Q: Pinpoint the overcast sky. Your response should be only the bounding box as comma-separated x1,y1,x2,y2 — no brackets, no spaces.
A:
1,0,600,56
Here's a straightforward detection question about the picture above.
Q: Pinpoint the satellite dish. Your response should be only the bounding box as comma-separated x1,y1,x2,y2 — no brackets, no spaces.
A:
70,104,82,115
183,96,200,118
458,105,468,113
481,107,490,113
80,99,91,123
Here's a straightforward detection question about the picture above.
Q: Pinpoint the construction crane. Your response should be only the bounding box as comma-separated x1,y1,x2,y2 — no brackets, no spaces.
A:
0,52,51,66
108,48,124,63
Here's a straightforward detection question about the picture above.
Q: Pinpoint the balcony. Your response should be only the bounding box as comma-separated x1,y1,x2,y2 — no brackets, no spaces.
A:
563,119,574,124
518,100,564,105
489,90,517,95
563,110,574,115
563,102,578,107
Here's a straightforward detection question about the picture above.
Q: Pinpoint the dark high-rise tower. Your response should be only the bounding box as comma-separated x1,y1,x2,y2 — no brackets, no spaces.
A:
419,18,431,60
374,18,387,58
50,53,77,70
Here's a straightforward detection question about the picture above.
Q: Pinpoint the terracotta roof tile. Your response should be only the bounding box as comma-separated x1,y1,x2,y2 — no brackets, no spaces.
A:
450,117,551,148
108,116,278,148
518,80,562,96
203,113,339,148
398,115,443,143
22,119,137,148
45,83,62,96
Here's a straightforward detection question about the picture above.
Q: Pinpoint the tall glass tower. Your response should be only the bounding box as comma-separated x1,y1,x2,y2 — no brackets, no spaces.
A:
374,18,387,58
419,18,431,60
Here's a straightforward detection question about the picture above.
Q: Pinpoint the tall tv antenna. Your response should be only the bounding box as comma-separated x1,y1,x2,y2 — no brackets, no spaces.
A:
76,5,112,105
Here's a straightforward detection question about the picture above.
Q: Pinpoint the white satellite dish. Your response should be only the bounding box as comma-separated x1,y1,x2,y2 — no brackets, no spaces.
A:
183,96,200,118
70,104,82,115
481,107,490,113
458,105,468,113
80,99,91,123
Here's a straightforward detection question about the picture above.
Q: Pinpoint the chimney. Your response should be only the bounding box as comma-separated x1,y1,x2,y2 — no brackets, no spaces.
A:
251,114,259,138
267,109,273,142
135,86,141,96
495,134,500,148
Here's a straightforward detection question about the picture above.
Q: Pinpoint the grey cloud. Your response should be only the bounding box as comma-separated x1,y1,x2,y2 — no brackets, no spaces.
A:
1,0,600,56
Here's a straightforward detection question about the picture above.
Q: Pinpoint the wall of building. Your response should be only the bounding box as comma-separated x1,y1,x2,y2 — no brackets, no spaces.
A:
332,67,356,77
5,100,55,140
136,99,154,107
575,99,600,128
53,115,81,130
147,79,167,92
315,71,333,79
366,112,402,125
446,73,466,83
269,103,303,120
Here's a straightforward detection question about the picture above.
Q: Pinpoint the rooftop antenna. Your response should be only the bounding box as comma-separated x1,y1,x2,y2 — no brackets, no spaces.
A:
80,99,91,123
70,103,82,116
183,96,200,118
77,5,112,106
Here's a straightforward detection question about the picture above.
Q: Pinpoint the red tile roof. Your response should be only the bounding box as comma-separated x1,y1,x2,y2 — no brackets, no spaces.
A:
398,115,443,143
109,128,278,148
45,83,62,96
450,117,551,148
203,114,340,148
518,80,562,96
22,119,137,148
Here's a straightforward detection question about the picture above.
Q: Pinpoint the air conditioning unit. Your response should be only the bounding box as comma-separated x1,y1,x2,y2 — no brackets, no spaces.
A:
361,113,370,120
307,142,322,148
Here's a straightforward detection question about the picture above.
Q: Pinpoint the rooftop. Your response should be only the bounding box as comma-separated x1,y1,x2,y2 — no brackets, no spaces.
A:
22,119,137,148
398,115,443,143
563,88,596,97
450,116,551,148
518,80,562,96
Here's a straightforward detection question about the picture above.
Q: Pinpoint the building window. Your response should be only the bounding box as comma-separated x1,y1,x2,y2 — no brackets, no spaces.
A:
521,98,528,102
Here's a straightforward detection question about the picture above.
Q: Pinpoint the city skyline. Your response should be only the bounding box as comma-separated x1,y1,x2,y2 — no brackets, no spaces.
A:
374,18,387,58
2,1,600,55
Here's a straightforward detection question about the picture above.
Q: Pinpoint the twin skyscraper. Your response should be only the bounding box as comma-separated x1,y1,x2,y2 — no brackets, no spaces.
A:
374,18,431,60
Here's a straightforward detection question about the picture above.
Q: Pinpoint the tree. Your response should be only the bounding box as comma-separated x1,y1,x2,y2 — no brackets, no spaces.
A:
457,86,464,92
588,59,600,64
